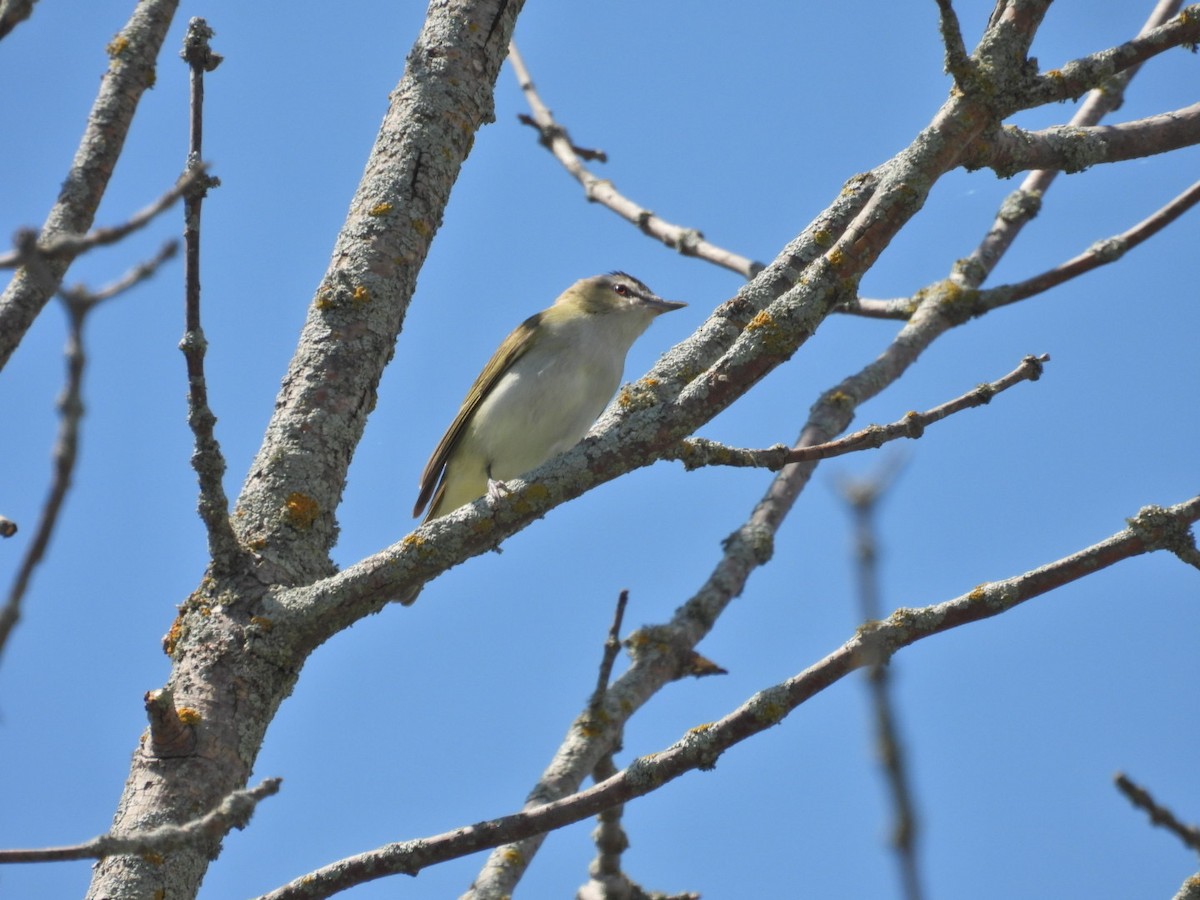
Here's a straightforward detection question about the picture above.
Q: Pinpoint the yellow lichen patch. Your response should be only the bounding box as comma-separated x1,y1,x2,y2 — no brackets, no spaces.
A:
368,202,393,217
250,615,274,632
315,288,336,311
512,482,550,513
812,229,833,247
106,35,129,57
825,390,854,408
142,852,165,866
162,616,184,656
745,310,776,332
285,492,320,529
401,533,425,549
968,585,988,602
412,218,431,238
471,517,496,536
826,247,846,268
753,699,788,726
352,285,370,305
501,847,524,865
687,722,715,735
177,707,202,725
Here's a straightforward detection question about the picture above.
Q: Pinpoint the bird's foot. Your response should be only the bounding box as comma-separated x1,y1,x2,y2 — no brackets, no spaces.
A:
486,478,511,503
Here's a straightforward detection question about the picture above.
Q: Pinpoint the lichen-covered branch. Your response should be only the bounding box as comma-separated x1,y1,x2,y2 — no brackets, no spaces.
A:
178,18,241,572
0,0,180,371
0,779,280,864
257,497,1200,900
964,103,1200,176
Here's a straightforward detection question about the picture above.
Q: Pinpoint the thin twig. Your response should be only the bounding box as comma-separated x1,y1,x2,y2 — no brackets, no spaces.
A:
508,42,764,279
0,168,205,270
588,590,629,712
669,354,1049,471
933,0,974,89
0,244,177,664
836,463,924,900
1115,773,1200,854
977,179,1200,313
0,778,281,863
847,179,1200,320
257,497,1200,900
179,18,241,572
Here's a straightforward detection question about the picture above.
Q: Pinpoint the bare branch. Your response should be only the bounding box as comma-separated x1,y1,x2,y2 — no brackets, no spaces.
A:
836,464,924,900
588,590,630,713
976,179,1200,312
1020,5,1200,110
964,103,1200,176
178,18,241,573
0,168,206,270
0,779,281,864
933,0,974,89
1115,773,1200,853
258,497,1200,900
668,354,1049,471
508,42,765,279
966,0,1187,279
0,0,181,372
0,240,178,665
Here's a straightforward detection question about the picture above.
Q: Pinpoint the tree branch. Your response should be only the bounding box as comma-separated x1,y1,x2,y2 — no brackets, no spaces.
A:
509,42,765,279
178,18,241,573
0,0,36,41
1115,773,1200,853
667,354,1049,471
975,179,1200,313
0,0,180,372
965,0,1187,280
0,168,205,270
257,497,1200,899
0,245,177,665
836,463,924,900
0,779,281,863
1020,5,1200,111
963,103,1200,176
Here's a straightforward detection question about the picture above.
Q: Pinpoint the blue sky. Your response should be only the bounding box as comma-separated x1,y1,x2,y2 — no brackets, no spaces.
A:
1,2,1198,898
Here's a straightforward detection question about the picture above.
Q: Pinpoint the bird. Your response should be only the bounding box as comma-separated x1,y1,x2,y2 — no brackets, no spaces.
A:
413,271,685,522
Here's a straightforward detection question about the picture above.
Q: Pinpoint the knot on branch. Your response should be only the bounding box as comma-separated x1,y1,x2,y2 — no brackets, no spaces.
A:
144,687,199,758
1126,504,1199,561
1086,237,1127,263
181,18,223,72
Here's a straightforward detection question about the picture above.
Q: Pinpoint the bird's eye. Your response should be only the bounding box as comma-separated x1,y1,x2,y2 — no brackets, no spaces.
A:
613,283,629,296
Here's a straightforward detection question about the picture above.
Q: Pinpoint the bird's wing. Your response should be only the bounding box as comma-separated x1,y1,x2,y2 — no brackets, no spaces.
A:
412,312,542,519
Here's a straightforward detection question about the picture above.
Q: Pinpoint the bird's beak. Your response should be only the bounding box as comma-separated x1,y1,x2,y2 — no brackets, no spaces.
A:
644,297,686,314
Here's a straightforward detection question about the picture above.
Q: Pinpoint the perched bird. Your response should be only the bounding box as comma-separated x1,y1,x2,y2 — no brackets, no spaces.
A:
413,272,684,522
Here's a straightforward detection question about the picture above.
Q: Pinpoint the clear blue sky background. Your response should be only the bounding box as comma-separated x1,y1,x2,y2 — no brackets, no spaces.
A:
1,2,1198,898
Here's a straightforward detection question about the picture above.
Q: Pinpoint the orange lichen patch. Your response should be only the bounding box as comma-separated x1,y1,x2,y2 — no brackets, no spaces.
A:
284,493,320,529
